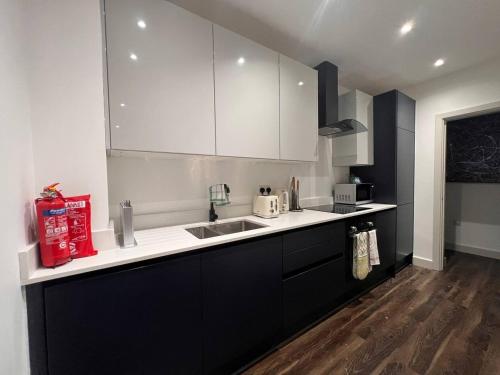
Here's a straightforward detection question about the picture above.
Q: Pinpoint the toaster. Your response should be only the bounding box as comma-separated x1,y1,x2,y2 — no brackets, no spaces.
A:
253,195,279,219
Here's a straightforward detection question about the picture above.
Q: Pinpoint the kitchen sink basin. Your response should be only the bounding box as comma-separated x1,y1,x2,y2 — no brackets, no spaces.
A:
185,226,221,239
185,220,267,239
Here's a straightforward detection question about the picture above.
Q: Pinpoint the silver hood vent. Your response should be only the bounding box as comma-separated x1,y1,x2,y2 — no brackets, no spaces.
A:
319,90,373,138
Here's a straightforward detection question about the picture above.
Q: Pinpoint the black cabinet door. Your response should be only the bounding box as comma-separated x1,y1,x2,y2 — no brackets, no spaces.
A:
396,91,416,133
397,203,414,269
202,237,282,374
44,256,203,375
283,256,345,337
375,209,397,271
397,128,415,205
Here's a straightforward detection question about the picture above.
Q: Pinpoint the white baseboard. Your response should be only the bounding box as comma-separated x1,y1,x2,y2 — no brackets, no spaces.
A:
412,255,435,270
446,242,500,260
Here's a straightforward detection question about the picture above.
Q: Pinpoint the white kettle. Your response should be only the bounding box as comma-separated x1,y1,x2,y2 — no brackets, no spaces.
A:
276,189,290,214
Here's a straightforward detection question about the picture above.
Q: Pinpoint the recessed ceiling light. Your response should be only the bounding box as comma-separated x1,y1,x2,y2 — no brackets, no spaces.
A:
115,125,120,128
130,53,138,61
298,81,304,86
400,21,414,35
237,57,245,65
137,20,146,29
434,58,445,67
120,103,126,107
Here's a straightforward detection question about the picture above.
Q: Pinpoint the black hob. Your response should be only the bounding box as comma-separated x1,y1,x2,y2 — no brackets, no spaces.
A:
305,204,371,215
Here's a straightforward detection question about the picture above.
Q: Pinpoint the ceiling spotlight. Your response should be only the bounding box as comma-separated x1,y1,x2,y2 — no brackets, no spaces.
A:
237,57,245,65
115,125,120,128
137,20,146,29
298,81,304,86
400,21,414,35
434,58,445,67
130,53,138,61
120,103,126,107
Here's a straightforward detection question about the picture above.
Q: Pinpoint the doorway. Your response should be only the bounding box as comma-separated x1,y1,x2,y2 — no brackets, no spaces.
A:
434,101,500,270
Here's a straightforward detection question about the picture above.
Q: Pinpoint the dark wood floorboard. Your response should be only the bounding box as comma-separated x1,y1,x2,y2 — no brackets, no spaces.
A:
245,253,500,375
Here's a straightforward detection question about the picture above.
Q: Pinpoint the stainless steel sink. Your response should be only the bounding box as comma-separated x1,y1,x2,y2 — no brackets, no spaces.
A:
185,220,267,239
185,226,221,239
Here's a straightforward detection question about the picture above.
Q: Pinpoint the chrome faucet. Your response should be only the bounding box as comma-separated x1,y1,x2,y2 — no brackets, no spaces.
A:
208,184,231,223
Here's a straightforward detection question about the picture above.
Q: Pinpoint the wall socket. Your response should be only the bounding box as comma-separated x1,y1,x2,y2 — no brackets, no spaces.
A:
258,185,272,195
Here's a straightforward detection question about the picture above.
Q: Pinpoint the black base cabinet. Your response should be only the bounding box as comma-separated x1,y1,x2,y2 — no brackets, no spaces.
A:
26,210,398,375
283,257,345,337
282,222,346,337
37,255,203,375
375,209,397,272
202,237,282,375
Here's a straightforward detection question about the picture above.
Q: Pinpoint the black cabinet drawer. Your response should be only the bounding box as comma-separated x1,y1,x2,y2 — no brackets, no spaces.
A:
283,222,345,274
284,242,342,275
283,257,345,336
283,222,345,254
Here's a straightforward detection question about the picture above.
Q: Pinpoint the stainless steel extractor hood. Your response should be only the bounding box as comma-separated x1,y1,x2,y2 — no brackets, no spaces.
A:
319,89,372,137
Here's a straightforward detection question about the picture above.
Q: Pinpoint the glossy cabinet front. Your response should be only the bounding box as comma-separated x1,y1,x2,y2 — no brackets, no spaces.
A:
213,25,280,159
106,0,215,155
279,55,318,161
105,0,318,161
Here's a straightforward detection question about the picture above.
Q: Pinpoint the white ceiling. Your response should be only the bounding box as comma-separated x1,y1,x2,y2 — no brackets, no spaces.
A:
168,0,500,94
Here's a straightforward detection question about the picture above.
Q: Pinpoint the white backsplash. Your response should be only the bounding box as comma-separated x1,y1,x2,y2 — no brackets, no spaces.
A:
107,137,348,230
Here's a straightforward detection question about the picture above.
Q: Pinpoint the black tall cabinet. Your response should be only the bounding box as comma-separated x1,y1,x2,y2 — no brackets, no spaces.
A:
351,90,415,270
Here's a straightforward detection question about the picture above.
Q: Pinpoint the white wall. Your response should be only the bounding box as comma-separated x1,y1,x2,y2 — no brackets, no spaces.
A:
107,137,349,230
404,56,500,267
0,0,33,373
445,183,500,257
0,1,111,370
26,0,110,232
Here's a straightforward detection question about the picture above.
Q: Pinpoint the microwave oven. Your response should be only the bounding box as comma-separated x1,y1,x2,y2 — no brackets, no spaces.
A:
334,183,374,205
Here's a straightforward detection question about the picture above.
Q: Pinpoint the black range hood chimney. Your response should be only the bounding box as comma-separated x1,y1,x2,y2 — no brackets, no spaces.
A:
315,61,369,137
315,61,339,135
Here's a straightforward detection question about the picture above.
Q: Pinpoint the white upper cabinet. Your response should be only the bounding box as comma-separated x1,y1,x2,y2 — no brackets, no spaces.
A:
279,55,318,161
106,0,215,155
213,25,280,159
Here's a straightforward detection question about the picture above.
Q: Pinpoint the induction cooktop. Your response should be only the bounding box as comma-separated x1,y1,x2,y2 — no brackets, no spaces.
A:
305,204,371,215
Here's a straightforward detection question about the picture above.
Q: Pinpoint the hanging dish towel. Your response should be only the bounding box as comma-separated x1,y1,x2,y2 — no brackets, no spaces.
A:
353,232,370,280
368,229,380,267
352,233,359,279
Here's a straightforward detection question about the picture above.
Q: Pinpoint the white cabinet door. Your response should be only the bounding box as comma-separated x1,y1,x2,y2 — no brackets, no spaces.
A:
213,25,280,159
279,55,318,161
106,0,215,155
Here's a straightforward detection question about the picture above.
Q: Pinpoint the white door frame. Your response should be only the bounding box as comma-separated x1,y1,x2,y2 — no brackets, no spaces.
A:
433,100,500,270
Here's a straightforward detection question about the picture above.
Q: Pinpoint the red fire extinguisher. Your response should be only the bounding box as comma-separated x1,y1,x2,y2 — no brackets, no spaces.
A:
35,183,72,267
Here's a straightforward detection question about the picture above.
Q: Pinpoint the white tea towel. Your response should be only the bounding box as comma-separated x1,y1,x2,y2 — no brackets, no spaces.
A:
353,232,370,280
368,229,380,266
352,233,359,279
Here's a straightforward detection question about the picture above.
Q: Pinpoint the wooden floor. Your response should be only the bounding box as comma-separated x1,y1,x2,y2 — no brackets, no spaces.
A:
245,252,500,375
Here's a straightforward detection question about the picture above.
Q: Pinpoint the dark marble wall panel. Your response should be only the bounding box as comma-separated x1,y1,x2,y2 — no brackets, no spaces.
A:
446,112,500,183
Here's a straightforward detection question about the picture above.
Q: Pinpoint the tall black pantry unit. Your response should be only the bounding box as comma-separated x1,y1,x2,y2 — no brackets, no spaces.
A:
351,90,415,270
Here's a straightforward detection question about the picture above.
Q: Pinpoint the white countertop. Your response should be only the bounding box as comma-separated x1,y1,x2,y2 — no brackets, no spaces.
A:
20,203,396,285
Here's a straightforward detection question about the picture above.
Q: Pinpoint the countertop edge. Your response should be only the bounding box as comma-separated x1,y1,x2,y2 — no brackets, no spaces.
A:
21,204,396,285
